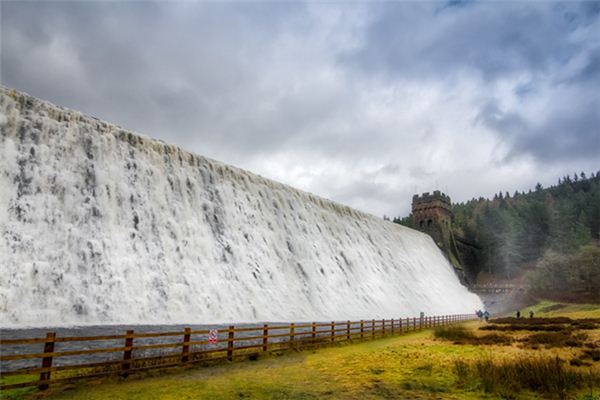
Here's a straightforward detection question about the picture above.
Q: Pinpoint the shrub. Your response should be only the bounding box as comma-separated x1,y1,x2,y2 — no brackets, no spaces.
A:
475,333,512,345
456,355,600,399
452,360,470,387
480,324,570,332
523,332,588,348
433,326,475,342
583,349,600,362
491,317,572,325
435,325,512,345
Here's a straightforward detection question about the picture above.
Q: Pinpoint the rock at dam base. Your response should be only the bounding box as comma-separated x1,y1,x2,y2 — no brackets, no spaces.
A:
0,87,482,327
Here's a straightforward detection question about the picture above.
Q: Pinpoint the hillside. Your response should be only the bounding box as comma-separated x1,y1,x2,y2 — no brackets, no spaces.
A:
395,172,600,300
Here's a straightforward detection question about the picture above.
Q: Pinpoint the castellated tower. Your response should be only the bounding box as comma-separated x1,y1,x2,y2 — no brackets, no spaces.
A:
412,191,467,283
411,190,453,245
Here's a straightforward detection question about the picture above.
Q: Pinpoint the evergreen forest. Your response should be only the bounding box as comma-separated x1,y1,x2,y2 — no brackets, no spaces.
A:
394,171,600,300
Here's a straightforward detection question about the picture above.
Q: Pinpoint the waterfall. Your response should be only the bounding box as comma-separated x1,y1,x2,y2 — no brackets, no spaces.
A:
0,86,482,327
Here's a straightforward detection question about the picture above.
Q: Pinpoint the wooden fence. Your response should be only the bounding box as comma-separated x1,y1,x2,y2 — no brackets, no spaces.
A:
0,314,474,391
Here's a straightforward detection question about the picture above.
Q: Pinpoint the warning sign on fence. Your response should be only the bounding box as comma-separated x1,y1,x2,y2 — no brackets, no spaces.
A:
208,329,218,344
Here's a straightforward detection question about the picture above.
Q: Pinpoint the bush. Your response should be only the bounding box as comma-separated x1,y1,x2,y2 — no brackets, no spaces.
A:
475,333,512,345
491,317,572,325
453,360,470,387
583,349,600,362
434,325,512,345
433,326,475,342
456,355,600,399
530,245,600,299
523,332,588,348
480,324,570,332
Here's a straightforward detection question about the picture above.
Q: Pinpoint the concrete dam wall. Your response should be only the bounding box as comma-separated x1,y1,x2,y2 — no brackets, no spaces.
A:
0,87,482,327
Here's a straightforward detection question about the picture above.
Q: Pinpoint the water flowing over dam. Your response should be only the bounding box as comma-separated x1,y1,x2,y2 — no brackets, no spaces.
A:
0,87,482,327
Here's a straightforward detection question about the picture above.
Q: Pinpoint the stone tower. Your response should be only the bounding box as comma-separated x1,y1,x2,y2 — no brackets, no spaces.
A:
412,191,467,283
411,190,453,245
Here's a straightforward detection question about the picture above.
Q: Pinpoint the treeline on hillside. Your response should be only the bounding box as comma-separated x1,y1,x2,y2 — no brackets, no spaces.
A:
394,171,600,299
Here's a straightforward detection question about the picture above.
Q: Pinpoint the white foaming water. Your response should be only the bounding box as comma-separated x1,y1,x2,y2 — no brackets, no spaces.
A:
0,87,482,327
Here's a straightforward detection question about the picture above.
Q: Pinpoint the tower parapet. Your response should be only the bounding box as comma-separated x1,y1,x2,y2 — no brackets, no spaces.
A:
411,190,453,231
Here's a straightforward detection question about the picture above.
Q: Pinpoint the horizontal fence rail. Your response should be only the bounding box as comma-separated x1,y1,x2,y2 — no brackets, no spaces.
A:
0,314,474,391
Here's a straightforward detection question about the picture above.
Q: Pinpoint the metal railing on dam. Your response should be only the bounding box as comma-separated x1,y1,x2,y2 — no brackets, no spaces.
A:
0,314,475,391
469,283,527,294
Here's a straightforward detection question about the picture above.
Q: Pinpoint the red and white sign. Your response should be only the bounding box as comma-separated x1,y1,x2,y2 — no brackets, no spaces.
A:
208,329,218,344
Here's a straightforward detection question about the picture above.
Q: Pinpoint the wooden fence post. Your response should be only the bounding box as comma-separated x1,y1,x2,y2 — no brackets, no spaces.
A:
360,320,364,340
227,325,234,361
122,329,134,378
263,324,269,352
371,319,375,339
290,323,295,348
346,320,351,341
181,327,191,363
38,332,56,390
413,317,417,331
331,321,335,342
382,319,385,337
391,318,394,335
399,317,402,333
311,322,316,344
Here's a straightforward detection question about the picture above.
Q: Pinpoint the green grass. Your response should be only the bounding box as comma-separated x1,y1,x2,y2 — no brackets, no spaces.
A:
528,300,600,319
0,375,38,399
460,355,599,399
14,330,495,400
4,300,599,400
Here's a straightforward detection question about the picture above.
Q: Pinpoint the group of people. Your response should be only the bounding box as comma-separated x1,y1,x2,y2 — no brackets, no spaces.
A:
475,309,490,322
515,310,535,318
475,309,535,322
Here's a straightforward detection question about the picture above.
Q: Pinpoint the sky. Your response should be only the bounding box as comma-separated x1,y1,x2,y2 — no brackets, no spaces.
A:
1,1,599,218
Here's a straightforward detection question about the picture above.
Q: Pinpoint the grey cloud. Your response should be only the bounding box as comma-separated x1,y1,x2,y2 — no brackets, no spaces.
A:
1,1,598,217
1,2,312,154
343,1,600,166
344,2,594,80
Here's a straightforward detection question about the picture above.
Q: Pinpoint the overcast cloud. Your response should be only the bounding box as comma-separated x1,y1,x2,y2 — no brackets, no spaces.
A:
1,1,599,217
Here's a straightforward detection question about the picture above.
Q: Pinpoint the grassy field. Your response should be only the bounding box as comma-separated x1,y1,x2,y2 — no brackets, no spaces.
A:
3,301,600,400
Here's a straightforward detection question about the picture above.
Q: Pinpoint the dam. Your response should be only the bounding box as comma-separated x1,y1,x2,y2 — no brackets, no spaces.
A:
0,86,482,327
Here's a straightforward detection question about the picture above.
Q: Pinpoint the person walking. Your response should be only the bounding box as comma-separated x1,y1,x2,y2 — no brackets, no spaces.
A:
483,310,490,322
516,310,521,318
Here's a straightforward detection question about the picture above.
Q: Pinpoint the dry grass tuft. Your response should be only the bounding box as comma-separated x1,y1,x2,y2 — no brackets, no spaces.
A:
522,331,588,348
434,325,512,345
454,355,600,399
